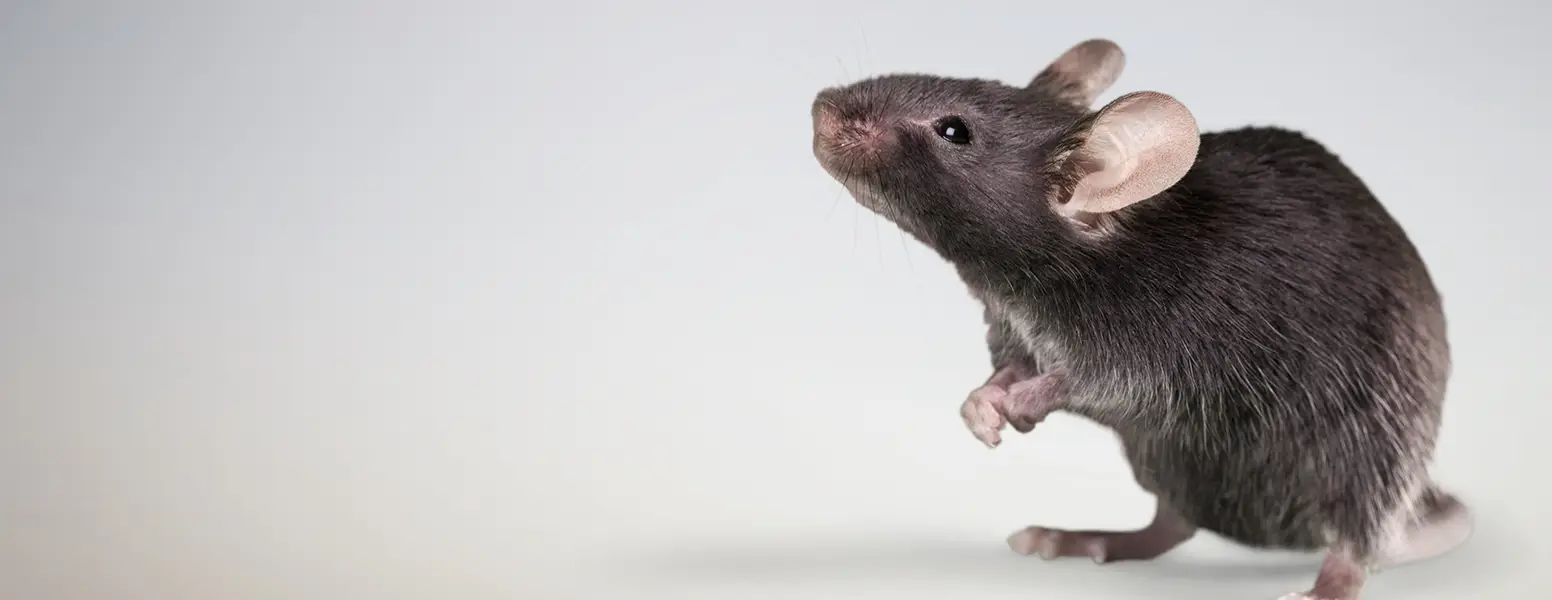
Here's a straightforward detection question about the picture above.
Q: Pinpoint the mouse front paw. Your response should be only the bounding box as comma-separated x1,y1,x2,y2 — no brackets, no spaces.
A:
960,371,1067,448
960,385,1009,448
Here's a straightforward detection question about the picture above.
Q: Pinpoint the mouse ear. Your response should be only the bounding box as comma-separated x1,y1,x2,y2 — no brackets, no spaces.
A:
1027,39,1126,108
1051,91,1200,216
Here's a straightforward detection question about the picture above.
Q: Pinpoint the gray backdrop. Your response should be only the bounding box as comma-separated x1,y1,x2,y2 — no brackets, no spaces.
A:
2,1,1546,599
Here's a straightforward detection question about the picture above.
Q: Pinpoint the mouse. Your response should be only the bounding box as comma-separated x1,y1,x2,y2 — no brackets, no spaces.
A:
808,39,1471,600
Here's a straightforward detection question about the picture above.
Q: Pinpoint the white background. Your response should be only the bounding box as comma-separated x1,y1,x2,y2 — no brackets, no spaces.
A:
2,1,1547,599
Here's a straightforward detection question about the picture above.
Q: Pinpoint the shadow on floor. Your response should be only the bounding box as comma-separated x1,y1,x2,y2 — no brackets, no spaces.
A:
600,522,1510,599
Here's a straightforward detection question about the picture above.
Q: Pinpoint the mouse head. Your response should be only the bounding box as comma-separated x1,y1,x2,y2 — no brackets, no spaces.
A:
810,39,1200,260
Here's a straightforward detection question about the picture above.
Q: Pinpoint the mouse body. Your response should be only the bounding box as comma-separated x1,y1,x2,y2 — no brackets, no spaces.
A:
810,40,1470,600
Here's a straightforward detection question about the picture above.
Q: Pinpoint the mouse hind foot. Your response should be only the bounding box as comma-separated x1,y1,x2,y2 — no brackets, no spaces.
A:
1377,485,1473,568
1007,499,1196,563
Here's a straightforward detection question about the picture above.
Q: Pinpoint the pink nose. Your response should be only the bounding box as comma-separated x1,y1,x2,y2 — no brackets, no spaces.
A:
811,94,890,166
812,99,842,139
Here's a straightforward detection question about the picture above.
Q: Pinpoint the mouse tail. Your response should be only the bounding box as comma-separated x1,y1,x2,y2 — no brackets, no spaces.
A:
1378,483,1473,568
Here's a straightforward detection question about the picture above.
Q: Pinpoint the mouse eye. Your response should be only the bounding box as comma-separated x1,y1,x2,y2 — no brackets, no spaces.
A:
933,116,972,144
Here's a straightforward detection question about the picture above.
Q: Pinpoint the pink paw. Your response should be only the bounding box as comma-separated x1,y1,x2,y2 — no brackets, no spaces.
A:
1007,527,1110,563
959,372,1066,448
960,385,1008,447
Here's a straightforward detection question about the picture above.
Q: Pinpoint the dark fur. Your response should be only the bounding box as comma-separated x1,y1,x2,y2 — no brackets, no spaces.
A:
813,74,1453,561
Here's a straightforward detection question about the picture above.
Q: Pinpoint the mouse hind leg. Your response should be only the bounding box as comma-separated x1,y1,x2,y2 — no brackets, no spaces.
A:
1276,476,1406,600
1278,542,1371,600
1278,482,1470,600
1006,443,1197,564
1007,498,1197,563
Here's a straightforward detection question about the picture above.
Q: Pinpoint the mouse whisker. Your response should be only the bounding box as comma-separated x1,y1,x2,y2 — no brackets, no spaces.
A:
824,187,844,223
871,201,884,268
856,23,873,74
851,196,860,251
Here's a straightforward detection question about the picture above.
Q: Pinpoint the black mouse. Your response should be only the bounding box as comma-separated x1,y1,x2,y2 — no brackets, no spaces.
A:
808,38,1470,600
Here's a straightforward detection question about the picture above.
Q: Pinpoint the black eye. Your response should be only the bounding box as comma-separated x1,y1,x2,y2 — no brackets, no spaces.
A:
933,116,972,144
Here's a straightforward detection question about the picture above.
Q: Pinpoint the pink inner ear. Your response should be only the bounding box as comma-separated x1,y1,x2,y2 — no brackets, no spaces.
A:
1060,151,1112,204
1059,92,1199,215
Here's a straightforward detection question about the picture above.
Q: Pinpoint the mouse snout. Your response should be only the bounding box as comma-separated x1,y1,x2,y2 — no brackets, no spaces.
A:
810,89,853,138
811,93,895,174
811,97,844,139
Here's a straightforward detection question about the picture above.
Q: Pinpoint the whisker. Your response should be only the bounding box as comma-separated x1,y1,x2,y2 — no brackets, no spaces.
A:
852,200,861,251
872,205,884,269
857,24,873,73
